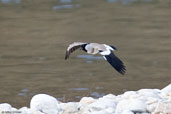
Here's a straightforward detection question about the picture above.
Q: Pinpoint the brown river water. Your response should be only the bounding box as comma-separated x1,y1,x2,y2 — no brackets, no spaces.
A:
0,0,171,108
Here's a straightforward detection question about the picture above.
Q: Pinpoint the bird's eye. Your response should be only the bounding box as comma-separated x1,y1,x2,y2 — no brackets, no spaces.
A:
99,50,103,52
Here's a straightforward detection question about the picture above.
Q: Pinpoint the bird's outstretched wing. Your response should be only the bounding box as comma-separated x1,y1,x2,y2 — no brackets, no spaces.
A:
104,51,126,75
65,42,87,60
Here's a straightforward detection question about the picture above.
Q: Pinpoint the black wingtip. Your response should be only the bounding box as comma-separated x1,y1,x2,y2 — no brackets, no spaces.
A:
119,65,126,75
104,52,126,75
115,64,126,75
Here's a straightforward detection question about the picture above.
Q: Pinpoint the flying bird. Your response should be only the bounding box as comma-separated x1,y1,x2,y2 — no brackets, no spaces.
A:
65,42,126,75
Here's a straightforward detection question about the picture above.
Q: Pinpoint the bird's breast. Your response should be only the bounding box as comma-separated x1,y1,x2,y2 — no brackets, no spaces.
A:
100,50,111,55
86,48,98,54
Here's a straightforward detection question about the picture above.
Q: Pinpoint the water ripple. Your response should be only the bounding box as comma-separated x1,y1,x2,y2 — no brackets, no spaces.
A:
17,88,29,97
52,4,80,10
77,55,103,60
1,0,21,4
90,92,105,98
68,88,89,91
60,0,72,3
107,0,153,5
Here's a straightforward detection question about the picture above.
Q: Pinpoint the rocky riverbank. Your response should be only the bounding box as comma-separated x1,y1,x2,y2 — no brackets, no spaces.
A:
0,84,171,114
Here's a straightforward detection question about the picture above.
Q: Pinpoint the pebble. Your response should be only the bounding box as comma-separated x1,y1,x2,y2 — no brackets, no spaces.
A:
115,99,147,113
88,97,116,112
60,102,79,114
0,84,171,114
0,103,12,110
161,84,171,94
80,97,96,105
30,94,60,114
153,101,171,114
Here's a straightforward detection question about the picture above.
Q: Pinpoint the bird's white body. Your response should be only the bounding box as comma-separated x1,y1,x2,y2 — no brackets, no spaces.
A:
85,43,115,55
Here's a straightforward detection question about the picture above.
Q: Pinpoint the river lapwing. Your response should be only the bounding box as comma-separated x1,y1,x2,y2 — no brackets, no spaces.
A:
65,42,126,75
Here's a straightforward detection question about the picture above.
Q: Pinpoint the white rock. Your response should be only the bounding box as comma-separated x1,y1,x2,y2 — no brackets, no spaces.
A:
121,110,134,114
153,101,171,114
115,95,122,102
140,113,150,114
161,84,171,94
89,97,116,112
160,84,171,99
136,113,150,114
105,107,115,113
0,103,13,114
0,103,12,111
146,102,158,113
33,111,45,114
80,97,96,105
138,89,161,101
146,97,159,105
78,97,96,114
83,110,111,114
19,107,33,114
19,106,28,111
77,105,90,114
138,89,160,94
1,84,171,114
102,94,116,100
60,102,79,113
115,99,147,113
30,94,60,114
146,97,159,113
11,107,18,111
122,91,138,99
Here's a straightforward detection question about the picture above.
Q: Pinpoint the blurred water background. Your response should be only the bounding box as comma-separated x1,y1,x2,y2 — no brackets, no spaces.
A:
0,0,171,108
